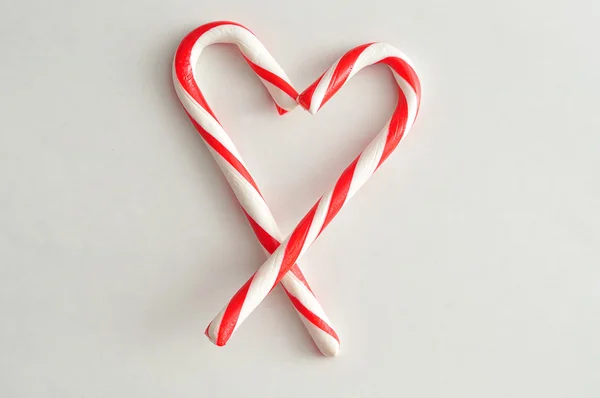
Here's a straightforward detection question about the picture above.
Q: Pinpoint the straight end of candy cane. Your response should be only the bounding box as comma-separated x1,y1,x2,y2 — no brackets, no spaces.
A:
284,288,341,356
296,93,317,115
307,322,340,356
205,320,227,347
315,337,340,357
205,291,248,347
204,323,216,344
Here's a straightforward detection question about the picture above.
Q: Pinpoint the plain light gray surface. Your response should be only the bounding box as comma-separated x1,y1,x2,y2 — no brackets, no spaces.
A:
1,0,599,396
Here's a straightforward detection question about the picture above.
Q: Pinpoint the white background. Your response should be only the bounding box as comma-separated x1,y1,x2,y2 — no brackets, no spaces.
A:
1,0,599,397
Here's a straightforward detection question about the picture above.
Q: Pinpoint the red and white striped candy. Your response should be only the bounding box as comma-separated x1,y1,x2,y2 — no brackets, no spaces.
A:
204,36,422,347
173,21,340,356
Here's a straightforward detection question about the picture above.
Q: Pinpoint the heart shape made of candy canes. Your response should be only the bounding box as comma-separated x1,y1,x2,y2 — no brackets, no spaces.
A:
173,21,421,354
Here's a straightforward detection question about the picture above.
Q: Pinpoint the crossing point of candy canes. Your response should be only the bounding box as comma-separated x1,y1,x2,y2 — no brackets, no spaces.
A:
173,21,422,353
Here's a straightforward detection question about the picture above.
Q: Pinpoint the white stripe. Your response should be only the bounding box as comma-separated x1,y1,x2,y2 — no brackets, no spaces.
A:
206,310,225,344
348,43,416,80
259,77,298,112
236,240,289,325
283,272,330,323
308,59,340,114
300,190,334,257
173,76,249,168
205,147,280,239
347,122,389,199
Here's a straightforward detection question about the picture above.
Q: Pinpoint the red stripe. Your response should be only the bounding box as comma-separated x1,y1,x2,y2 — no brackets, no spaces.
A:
378,56,421,102
276,204,319,282
321,158,359,232
377,86,409,169
320,43,372,110
285,292,340,342
241,54,298,100
287,266,314,294
216,277,253,345
244,210,279,253
186,112,262,194
297,73,325,111
275,104,288,115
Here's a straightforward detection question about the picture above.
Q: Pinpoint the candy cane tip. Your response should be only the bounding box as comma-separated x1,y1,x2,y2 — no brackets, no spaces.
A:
319,343,341,357
204,323,222,346
205,332,225,346
296,95,317,115
275,104,289,116
310,330,341,356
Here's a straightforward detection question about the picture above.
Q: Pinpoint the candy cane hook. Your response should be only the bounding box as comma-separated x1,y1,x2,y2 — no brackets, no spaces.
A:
173,21,340,356
206,41,422,347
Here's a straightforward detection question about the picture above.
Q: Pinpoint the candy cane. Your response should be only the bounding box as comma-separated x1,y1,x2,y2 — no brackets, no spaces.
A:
205,41,422,347
172,21,340,356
